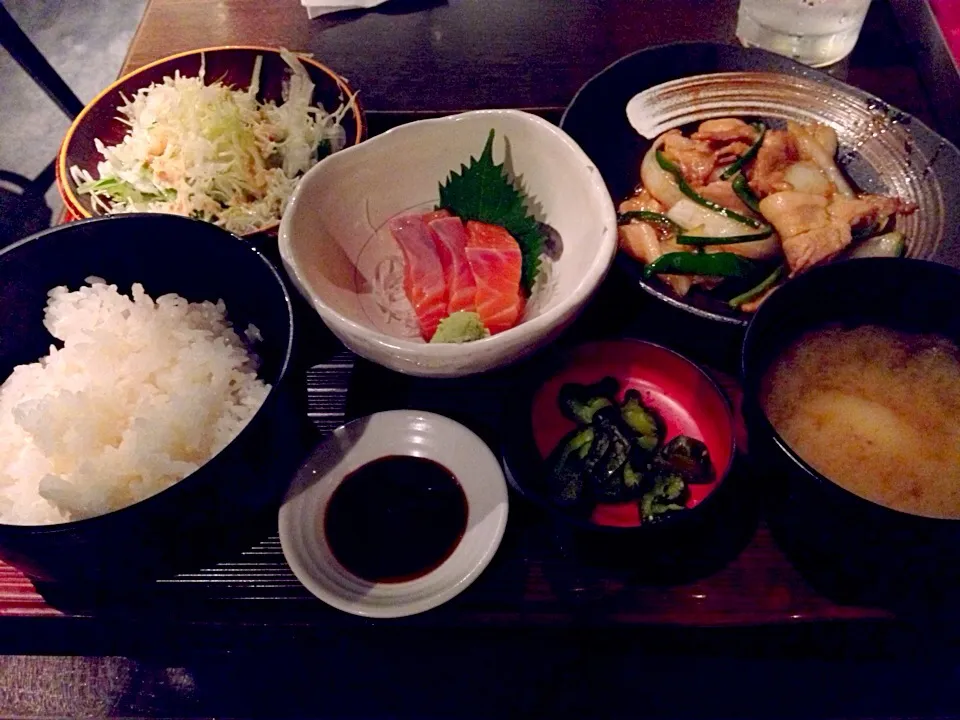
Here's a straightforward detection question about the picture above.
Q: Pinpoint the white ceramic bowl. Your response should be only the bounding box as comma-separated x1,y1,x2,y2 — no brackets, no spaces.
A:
279,109,617,377
278,410,509,618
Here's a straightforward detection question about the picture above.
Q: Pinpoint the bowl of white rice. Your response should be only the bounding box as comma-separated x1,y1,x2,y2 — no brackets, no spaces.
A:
0,214,298,584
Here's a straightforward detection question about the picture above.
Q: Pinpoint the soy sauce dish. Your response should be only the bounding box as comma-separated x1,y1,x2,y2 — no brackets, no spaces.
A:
278,410,508,618
503,340,735,534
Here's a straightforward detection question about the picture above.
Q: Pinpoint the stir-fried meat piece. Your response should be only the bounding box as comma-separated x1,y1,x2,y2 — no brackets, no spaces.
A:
827,194,911,231
658,237,694,297
661,129,715,187
760,191,829,237
660,274,694,297
692,119,759,146
749,130,801,197
782,224,852,275
618,222,661,265
619,189,665,215
762,189,915,276
714,141,751,168
691,120,760,173
698,180,756,216
760,191,852,275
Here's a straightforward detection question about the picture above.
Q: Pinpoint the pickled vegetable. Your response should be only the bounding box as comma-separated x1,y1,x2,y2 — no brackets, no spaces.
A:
620,389,661,452
558,377,618,424
656,435,714,483
590,407,635,501
545,426,595,508
640,472,688,523
545,378,716,522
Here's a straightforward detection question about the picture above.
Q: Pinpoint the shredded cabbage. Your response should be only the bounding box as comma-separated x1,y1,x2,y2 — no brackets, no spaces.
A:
70,48,351,234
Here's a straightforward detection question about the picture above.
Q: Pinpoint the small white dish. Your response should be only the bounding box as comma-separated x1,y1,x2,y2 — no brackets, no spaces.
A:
278,108,617,377
278,410,509,618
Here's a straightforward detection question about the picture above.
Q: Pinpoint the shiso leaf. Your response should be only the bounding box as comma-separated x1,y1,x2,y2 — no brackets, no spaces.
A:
438,129,545,293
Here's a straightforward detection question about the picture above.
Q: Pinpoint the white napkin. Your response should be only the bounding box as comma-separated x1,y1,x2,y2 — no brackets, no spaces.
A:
303,0,389,19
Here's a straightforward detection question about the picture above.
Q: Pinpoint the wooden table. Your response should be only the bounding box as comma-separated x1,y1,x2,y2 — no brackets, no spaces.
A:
121,0,952,134
4,1,960,717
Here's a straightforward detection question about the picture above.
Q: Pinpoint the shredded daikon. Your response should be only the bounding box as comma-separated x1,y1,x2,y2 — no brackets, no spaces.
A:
70,49,350,235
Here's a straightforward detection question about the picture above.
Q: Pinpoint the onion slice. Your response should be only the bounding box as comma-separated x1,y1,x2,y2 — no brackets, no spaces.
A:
640,136,685,208
788,121,853,198
666,198,781,260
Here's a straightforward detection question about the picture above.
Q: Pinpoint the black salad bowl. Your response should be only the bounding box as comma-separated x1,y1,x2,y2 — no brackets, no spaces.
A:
741,258,960,612
0,214,301,585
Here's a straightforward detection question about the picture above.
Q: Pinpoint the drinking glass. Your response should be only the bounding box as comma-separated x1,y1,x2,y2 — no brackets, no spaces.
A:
736,0,873,68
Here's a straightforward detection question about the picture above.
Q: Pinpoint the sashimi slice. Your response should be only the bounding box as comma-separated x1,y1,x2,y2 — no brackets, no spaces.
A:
421,209,451,224
388,214,448,340
464,221,525,335
429,216,477,314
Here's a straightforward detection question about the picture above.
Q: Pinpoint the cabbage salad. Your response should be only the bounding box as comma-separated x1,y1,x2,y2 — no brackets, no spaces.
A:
70,49,351,234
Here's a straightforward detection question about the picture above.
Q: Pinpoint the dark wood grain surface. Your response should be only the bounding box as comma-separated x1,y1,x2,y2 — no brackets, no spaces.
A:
120,0,938,126
0,342,895,632
6,0,960,717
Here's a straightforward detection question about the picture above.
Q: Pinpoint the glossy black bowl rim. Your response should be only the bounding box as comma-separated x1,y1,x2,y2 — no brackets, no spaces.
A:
559,40,960,328
0,213,296,534
741,257,960,526
502,338,736,535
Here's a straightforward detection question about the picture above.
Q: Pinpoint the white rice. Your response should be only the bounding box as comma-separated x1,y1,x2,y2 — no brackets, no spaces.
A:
0,279,271,525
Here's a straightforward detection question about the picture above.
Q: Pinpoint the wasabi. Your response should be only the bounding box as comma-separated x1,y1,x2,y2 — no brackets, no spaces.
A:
429,311,489,344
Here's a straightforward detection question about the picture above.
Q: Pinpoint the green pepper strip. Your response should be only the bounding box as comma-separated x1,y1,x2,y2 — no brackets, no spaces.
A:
644,251,757,279
617,210,681,232
655,151,765,229
731,173,762,214
851,221,878,242
720,123,766,180
851,215,893,242
729,265,784,308
677,227,773,246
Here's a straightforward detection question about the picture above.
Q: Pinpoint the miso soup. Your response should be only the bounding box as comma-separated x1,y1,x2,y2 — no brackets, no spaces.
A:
761,325,960,519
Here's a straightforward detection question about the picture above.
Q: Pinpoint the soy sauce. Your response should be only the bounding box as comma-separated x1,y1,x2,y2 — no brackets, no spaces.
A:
324,455,468,583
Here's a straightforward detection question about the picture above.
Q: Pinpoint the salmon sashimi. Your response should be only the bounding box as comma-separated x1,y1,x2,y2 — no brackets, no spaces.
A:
464,221,525,335
420,208,451,224
388,214,448,340
428,216,477,314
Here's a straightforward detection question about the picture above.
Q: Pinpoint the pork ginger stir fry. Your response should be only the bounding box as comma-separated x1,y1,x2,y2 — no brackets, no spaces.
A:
618,118,915,312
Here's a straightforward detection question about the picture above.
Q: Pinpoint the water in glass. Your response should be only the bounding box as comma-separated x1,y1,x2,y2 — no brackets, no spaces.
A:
736,0,872,67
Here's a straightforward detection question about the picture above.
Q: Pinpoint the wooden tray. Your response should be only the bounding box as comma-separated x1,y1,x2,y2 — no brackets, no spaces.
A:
0,267,893,630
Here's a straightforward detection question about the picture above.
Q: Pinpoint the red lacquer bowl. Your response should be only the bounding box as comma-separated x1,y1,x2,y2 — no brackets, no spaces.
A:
504,339,735,533
56,46,365,237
